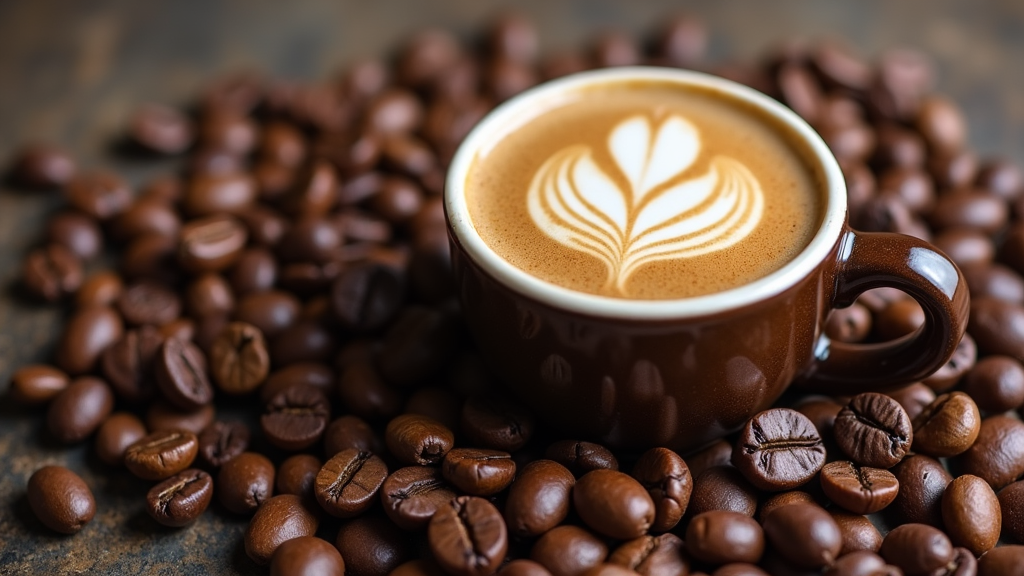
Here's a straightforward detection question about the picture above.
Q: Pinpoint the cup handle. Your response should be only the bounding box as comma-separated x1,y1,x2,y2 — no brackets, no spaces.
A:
805,228,970,394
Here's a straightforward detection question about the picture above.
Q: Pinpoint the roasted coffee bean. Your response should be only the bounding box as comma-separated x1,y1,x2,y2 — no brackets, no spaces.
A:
324,415,383,458
111,198,181,242
607,533,687,576
121,232,179,283
969,298,1024,361
630,447,691,532
146,402,216,435
762,503,842,569
930,191,1008,234
942,548,979,576
385,413,455,466
933,227,995,267
499,560,554,576
184,273,234,318
209,321,269,394
545,440,619,476
404,387,461,431
825,303,873,343
124,430,199,480
442,448,516,496
281,160,338,217
579,565,640,576
875,298,926,340
197,420,249,468
573,469,654,540
235,289,301,338
218,451,275,514
942,474,1000,556
686,510,765,564
819,460,899,514
244,494,320,565
130,103,194,154
916,95,967,152
11,143,76,188
101,326,162,402
46,376,114,444
269,535,345,576
365,89,424,134
156,337,214,410
229,248,278,295
56,305,124,375
276,216,342,263
891,454,952,527
75,271,124,309
65,170,132,220
689,465,759,517
377,306,459,387
10,364,69,404
531,525,608,576
47,211,103,260
830,510,883,554
964,356,1024,413
757,490,818,523
951,415,1024,489
794,396,844,439
270,321,336,366
429,496,508,576
21,243,83,302
879,523,954,575
262,384,330,451
27,466,95,534
145,468,212,527
824,551,887,576
887,382,936,421
336,514,413,576
461,393,536,453
732,408,825,491
505,459,575,538
978,546,1024,576
95,412,147,466
277,454,321,500
834,392,913,468
183,172,257,217
261,362,334,404
117,281,181,327
330,263,405,332
314,448,388,518
178,214,248,273
962,263,1024,304
999,480,1024,544
922,333,977,392
912,392,981,457
381,465,457,531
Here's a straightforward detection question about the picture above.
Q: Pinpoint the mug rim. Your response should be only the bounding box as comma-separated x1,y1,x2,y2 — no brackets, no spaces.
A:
444,66,847,320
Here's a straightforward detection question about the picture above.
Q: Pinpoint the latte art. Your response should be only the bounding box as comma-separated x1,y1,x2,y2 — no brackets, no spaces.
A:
527,114,764,295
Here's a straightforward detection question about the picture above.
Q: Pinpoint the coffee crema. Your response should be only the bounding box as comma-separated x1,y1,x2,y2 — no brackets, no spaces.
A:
464,80,825,300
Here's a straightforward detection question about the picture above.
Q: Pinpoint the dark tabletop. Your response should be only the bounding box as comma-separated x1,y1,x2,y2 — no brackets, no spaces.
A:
1,0,1022,573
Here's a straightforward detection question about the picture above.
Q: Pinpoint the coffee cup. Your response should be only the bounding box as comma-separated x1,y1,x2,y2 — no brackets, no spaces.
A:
444,67,968,453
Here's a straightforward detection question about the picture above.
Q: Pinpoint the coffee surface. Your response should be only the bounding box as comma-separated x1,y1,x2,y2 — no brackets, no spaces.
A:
465,80,824,299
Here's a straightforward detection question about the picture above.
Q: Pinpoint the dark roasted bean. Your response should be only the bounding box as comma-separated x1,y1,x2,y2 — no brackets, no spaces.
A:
531,525,608,576
101,326,162,402
732,408,825,491
686,510,765,565
607,533,688,576
819,460,898,514
324,415,382,458
912,392,981,457
269,536,345,576
498,560,554,576
48,211,103,260
689,465,759,517
178,214,248,273
94,412,147,466
124,430,199,480
942,474,1000,556
11,143,76,188
545,440,619,476
131,103,194,154
429,496,508,576
197,420,250,468
184,172,257,217
218,451,275,514
209,321,269,394
276,454,321,500
314,448,388,518
891,454,952,527
27,466,95,534
381,465,457,531
244,494,319,565
630,447,691,532
336,514,413,576
951,415,1024,489
185,273,235,318
830,510,883,554
235,289,300,338
377,306,459,387
887,382,936,421
47,376,114,444
117,281,181,326
834,392,913,468
505,459,575,538
262,384,330,451
825,303,873,343
156,337,214,410
757,490,818,523
824,551,886,576
10,364,69,405
999,481,1024,544
462,394,536,452
385,413,454,466
65,170,132,220
573,469,654,540
443,448,516,496
56,305,123,375
21,243,83,302
922,333,977,392
75,271,124,309
331,262,405,333
762,503,842,569
879,523,953,575
964,355,1024,413
146,402,216,435
978,545,1024,576
145,468,213,527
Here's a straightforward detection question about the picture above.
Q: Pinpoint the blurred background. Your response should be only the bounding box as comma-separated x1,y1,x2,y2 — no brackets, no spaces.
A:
0,0,1022,573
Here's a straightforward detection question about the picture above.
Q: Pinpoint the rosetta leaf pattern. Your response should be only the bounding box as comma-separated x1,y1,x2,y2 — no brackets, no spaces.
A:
526,113,765,295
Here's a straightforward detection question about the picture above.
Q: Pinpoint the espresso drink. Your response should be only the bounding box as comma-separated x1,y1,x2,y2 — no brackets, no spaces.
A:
464,80,824,299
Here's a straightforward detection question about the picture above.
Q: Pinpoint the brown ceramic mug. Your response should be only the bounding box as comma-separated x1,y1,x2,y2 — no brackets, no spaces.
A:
444,68,969,453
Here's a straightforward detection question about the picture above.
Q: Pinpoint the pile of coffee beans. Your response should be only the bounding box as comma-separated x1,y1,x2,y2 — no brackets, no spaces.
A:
7,12,1024,576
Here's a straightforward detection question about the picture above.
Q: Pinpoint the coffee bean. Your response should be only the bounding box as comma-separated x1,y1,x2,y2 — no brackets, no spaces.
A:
879,523,954,575
970,298,1024,362
336,358,403,421
916,95,967,152
27,466,95,534
924,333,978,393
825,303,873,343
229,248,278,296
998,480,1024,545
281,160,338,217
429,496,508,576
689,465,759,518
891,454,952,527
757,490,818,523
824,551,887,576
145,468,212,527
933,227,995,267
964,356,1024,413
442,448,516,496
324,415,383,458
330,262,405,332
875,298,926,340
47,211,103,260
10,364,69,404
834,392,913,468
277,454,321,500
215,451,274,516
911,392,981,457
404,387,461,431
385,413,455,466
381,465,457,531
461,393,536,453
531,525,608,576
208,321,269,395
762,503,842,569
365,89,424,135
962,263,1024,305
179,214,248,273
573,469,654,540
830,510,883,554
244,494,320,565
732,408,825,491
184,273,235,318
941,474,1001,556
121,232,179,283
21,243,83,302
156,337,214,411
235,289,301,338
46,376,114,444
65,170,132,220
111,199,181,242
197,420,250,468
951,415,1024,489
591,29,640,67
76,271,124,309
887,382,936,421
712,564,772,576
625,447,691,533
269,535,345,576
124,430,199,480
377,306,459,387
261,362,333,405
686,510,765,565
505,459,575,538
499,560,554,576
314,448,388,518
117,281,181,327
94,412,147,466
57,305,124,375
130,103,194,154
607,533,688,576
146,402,216,435
101,326,163,402
262,384,330,451
978,545,1024,576
545,440,619,476
11,143,76,188
819,460,898,514
336,514,413,576
183,172,256,217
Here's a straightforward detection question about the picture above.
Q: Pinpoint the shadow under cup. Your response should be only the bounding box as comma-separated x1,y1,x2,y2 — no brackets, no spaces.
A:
444,67,969,453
